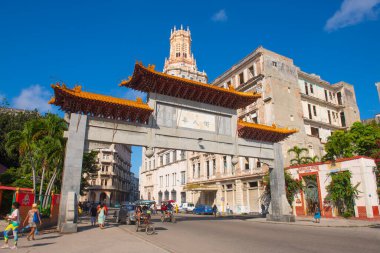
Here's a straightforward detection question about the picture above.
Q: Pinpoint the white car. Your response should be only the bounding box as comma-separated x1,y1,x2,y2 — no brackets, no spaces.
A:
180,203,195,213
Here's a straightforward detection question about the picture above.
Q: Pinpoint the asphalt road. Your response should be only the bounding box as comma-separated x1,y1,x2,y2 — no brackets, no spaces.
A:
120,214,380,253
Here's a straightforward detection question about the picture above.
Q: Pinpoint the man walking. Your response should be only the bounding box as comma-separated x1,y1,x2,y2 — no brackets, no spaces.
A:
90,204,97,226
212,204,218,217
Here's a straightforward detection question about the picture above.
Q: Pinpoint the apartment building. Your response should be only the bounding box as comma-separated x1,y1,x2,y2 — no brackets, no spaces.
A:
213,46,360,163
81,144,134,206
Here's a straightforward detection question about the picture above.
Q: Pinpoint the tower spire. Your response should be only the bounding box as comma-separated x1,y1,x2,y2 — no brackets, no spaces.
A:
163,26,207,83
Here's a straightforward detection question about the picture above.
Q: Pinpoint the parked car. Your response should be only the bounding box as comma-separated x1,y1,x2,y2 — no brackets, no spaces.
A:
116,204,136,225
193,204,213,215
179,203,195,213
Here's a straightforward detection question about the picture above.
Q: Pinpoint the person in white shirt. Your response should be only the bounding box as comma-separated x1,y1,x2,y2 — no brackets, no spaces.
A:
2,202,20,249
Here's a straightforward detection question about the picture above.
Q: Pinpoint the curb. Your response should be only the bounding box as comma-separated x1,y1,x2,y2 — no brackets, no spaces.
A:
245,219,380,228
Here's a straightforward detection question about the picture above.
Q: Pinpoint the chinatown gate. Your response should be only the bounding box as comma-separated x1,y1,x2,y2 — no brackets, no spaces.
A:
49,63,297,233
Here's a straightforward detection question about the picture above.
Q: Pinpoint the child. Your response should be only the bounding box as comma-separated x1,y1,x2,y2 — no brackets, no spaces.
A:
23,203,42,240
2,202,20,249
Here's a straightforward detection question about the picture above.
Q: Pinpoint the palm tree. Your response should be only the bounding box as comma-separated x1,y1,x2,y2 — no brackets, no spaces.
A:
304,155,319,164
287,146,309,165
5,120,39,198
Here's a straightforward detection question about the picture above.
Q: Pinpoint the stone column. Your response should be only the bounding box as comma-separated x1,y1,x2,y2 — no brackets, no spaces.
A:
267,143,295,222
235,180,244,214
58,113,88,233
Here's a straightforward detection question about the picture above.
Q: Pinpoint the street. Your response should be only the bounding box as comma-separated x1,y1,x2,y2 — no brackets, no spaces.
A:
13,214,378,253
121,214,380,253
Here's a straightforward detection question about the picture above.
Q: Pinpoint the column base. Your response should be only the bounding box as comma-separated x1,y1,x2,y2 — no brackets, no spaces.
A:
60,222,78,233
266,214,295,222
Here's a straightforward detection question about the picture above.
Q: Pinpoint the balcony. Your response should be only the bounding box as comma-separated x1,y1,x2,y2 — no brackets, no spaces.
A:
303,117,346,130
301,93,344,109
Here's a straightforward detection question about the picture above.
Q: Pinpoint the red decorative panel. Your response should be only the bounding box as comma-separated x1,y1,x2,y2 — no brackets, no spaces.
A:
295,206,304,216
357,206,367,217
372,206,379,217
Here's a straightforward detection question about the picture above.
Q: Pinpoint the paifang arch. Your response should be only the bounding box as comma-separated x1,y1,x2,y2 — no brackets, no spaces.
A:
49,63,297,233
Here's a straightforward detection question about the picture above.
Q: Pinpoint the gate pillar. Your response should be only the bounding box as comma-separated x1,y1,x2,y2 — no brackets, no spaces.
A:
58,113,88,232
267,143,295,222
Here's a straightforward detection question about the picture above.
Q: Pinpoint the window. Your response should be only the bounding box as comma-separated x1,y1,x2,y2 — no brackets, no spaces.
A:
249,181,258,188
181,171,185,185
212,159,216,175
272,61,277,67
173,151,177,162
329,91,333,101
226,184,233,189
173,173,176,186
160,156,163,166
313,105,317,116
197,163,201,178
340,112,346,127
206,161,210,179
324,90,328,101
308,104,312,119
193,164,196,178
165,153,170,164
311,127,320,138
251,112,258,123
180,150,185,160
328,110,331,124
227,81,231,87
337,92,343,105
244,157,249,170
223,156,227,174
304,82,309,95
256,160,261,168
104,180,107,186
239,72,244,85
310,84,314,94
248,66,254,78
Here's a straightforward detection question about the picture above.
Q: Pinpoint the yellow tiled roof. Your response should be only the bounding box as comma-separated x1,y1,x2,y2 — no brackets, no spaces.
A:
238,120,298,134
120,63,261,99
49,83,153,111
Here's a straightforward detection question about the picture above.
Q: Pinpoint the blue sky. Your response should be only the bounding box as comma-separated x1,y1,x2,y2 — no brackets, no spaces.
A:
1,0,379,175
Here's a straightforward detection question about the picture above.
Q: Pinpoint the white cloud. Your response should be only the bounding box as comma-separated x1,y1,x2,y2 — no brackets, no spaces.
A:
12,85,53,112
325,0,380,31
212,9,228,22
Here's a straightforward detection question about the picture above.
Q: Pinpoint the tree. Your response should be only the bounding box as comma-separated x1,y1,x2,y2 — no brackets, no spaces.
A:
323,122,380,161
325,171,359,217
81,151,99,195
287,146,310,165
0,109,39,168
5,120,40,199
262,171,303,208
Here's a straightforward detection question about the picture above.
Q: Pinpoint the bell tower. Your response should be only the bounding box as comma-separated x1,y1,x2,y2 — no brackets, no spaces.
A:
163,25,207,83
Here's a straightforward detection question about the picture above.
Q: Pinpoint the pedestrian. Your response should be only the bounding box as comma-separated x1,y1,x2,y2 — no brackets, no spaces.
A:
90,204,97,226
23,203,42,241
2,202,20,249
153,203,157,215
314,204,321,223
97,204,106,229
212,204,218,217
226,203,230,215
175,204,179,214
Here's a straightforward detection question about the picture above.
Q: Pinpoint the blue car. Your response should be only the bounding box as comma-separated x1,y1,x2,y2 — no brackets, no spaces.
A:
193,204,213,215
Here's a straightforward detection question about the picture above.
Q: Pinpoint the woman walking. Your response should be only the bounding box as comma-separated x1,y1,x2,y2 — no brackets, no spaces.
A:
23,203,42,241
314,204,321,223
97,204,106,229
2,202,21,249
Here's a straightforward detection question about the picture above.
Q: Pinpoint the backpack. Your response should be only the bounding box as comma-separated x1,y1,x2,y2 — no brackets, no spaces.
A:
33,211,39,223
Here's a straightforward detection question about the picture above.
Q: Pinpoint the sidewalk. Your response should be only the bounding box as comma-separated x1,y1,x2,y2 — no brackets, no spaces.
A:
2,220,169,253
246,216,380,227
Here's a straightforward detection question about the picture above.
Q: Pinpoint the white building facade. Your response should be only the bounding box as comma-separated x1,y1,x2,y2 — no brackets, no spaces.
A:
287,156,379,218
82,144,134,206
